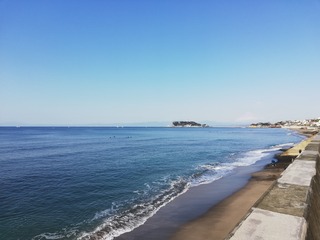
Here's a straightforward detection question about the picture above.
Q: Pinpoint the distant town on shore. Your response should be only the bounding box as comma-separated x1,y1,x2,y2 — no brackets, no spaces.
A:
171,118,320,130
250,117,320,129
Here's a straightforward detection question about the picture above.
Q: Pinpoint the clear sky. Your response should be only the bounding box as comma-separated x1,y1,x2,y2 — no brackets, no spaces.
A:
1,0,320,126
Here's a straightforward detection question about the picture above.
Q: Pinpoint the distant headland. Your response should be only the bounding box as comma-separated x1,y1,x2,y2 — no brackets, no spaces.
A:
172,121,209,128
249,117,320,129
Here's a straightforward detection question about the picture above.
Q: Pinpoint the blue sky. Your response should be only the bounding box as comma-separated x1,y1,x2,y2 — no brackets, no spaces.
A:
1,0,320,126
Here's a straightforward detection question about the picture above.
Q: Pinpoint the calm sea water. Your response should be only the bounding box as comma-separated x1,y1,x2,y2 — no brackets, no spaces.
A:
0,127,303,240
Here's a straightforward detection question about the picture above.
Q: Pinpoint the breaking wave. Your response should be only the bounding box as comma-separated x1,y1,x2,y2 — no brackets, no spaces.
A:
32,143,291,240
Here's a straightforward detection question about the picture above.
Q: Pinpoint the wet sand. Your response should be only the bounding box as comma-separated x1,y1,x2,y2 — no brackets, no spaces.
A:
116,159,278,240
116,132,315,240
171,131,315,240
170,167,282,240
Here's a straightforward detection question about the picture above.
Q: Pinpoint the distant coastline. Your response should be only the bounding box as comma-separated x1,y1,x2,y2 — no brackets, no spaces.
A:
249,117,320,130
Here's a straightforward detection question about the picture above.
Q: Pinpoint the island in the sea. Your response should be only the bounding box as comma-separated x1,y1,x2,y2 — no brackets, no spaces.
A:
172,121,209,128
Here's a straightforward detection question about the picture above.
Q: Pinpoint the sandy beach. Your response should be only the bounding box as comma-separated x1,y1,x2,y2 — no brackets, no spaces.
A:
171,131,315,240
115,130,315,240
115,155,287,240
115,161,275,240
170,167,283,240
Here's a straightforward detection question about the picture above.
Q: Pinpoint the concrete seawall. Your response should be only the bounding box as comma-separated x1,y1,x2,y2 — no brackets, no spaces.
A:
227,134,320,240
306,134,320,240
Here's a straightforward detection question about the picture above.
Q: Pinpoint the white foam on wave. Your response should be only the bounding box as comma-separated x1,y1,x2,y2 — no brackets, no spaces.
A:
230,143,293,167
33,142,295,240
32,233,65,240
200,164,233,171
273,142,295,148
232,149,269,166
76,178,190,240
92,203,118,221
32,229,79,240
191,164,235,186
31,178,189,240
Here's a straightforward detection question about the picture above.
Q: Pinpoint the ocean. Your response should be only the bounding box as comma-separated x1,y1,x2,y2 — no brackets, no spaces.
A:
0,127,304,240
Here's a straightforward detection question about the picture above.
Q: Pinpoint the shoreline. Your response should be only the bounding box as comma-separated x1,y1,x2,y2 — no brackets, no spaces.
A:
115,129,315,240
170,164,284,240
115,152,285,240
171,130,317,240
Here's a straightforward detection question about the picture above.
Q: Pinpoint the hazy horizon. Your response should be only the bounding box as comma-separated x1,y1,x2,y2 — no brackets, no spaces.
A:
1,1,319,126
0,120,246,127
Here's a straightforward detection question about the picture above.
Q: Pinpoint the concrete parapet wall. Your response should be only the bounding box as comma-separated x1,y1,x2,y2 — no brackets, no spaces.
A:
306,144,320,240
312,135,320,142
227,133,320,240
306,173,320,240
297,150,320,161
277,160,316,186
230,208,307,240
305,142,320,152
257,184,309,217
